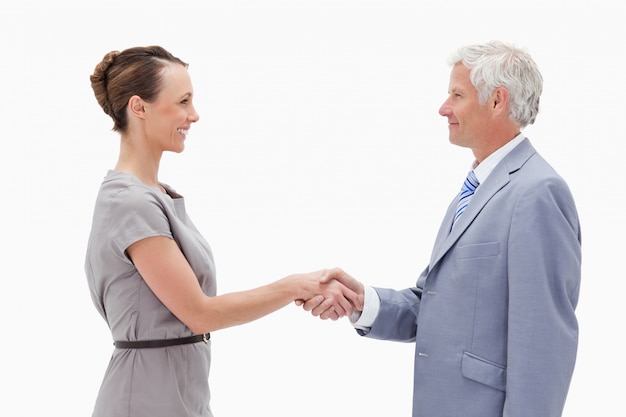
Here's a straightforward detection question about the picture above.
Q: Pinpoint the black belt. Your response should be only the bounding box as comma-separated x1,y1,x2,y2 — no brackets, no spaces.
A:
114,333,210,349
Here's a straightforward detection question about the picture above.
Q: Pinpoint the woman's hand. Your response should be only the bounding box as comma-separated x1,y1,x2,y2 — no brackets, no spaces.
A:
295,268,364,320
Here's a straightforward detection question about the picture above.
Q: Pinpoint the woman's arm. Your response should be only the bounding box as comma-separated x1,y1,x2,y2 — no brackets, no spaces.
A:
127,235,358,334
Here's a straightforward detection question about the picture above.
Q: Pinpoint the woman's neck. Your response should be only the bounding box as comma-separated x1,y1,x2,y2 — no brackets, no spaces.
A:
115,136,163,191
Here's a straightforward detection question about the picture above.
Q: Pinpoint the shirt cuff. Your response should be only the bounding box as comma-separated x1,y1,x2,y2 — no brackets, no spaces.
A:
349,285,380,330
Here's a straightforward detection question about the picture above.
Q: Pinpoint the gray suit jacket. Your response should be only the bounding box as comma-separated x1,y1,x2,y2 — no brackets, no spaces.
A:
363,138,581,417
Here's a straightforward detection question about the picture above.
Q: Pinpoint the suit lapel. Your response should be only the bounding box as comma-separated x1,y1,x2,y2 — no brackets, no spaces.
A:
428,138,536,270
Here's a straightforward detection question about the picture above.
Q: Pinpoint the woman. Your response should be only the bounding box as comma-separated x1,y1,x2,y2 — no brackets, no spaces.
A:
85,45,359,417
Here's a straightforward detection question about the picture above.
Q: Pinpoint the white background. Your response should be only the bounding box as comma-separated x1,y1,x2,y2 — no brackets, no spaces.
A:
1,1,623,416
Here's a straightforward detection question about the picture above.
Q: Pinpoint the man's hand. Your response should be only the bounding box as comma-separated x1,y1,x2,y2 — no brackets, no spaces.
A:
295,268,364,320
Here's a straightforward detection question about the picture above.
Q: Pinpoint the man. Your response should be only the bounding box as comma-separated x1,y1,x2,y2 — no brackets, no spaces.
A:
303,41,581,417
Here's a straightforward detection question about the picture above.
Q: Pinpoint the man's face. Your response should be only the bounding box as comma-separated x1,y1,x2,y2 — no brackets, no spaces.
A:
439,63,492,150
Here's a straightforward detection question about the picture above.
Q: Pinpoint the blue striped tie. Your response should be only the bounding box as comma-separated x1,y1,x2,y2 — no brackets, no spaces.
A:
452,170,479,228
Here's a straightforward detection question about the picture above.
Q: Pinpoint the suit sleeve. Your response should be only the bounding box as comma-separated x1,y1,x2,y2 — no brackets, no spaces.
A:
359,285,423,342
504,177,581,417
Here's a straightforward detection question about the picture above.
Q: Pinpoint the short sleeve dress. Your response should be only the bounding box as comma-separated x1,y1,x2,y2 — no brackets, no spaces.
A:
84,171,217,417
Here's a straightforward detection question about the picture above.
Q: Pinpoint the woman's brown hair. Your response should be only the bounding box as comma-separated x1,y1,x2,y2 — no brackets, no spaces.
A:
90,45,188,132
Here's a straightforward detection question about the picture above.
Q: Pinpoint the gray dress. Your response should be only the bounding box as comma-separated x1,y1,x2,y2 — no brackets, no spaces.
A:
85,171,217,417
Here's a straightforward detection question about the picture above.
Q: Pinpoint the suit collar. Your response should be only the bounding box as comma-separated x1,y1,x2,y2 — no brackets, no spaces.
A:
473,132,526,184
428,138,537,269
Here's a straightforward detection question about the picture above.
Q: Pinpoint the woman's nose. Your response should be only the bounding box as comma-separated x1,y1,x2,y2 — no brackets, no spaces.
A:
190,107,200,123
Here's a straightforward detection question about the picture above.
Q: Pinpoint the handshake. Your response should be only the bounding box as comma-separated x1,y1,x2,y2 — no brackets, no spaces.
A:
292,268,364,321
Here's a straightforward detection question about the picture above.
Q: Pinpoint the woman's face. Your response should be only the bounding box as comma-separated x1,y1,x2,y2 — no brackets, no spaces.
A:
143,63,200,154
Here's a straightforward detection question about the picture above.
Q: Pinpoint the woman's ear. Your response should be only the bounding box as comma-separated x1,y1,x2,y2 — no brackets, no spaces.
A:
128,95,146,118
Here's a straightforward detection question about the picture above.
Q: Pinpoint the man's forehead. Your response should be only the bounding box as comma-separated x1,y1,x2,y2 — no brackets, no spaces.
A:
449,66,474,91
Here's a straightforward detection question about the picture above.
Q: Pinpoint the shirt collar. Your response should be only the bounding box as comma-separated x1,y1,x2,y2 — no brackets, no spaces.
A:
472,132,525,184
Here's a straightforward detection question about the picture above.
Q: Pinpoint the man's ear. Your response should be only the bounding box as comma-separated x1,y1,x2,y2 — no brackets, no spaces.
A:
492,87,509,110
128,95,146,118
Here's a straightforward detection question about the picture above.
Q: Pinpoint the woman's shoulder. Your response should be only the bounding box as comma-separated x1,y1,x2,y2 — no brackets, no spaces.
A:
90,171,176,252
98,170,167,210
